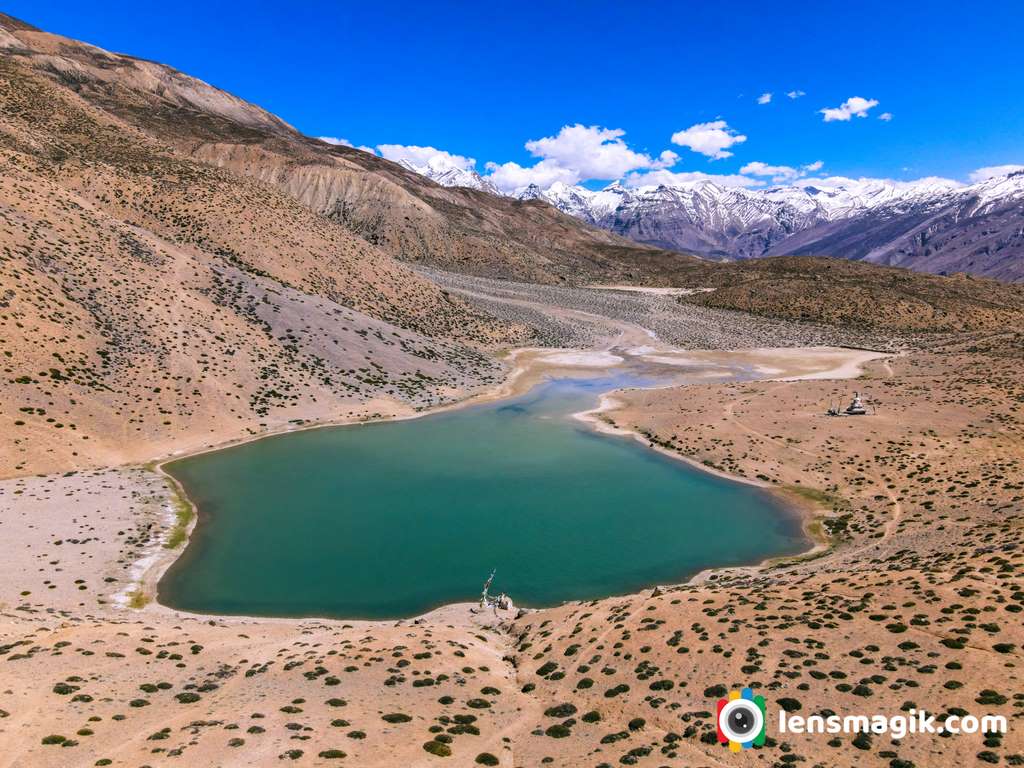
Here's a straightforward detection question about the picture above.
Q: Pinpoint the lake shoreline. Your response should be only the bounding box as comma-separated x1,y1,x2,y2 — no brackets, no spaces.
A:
140,342,884,625
573,392,834,581
141,343,605,622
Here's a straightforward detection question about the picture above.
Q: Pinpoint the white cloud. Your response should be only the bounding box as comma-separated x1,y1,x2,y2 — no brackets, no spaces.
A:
786,90,806,99
377,144,476,173
969,164,1024,183
820,96,880,122
522,124,676,180
757,92,773,105
878,112,893,122
740,161,802,182
670,120,747,160
482,124,678,192
624,169,763,189
658,150,681,166
318,137,376,153
484,159,581,191
740,159,827,183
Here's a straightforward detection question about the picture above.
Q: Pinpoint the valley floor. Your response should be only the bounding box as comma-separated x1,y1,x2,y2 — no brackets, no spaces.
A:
0,276,1022,768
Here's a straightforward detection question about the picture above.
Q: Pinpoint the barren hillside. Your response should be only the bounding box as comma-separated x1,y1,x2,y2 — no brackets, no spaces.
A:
0,14,694,287
0,22,531,477
672,256,1024,334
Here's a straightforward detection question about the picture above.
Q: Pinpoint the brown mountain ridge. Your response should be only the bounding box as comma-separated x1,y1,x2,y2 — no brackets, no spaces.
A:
0,13,694,286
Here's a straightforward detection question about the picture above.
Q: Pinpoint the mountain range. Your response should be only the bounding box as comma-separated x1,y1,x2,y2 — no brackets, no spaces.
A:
0,11,700,474
412,168,1024,282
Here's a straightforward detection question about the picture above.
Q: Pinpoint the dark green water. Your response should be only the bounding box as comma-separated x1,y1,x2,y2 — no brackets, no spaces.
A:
160,372,806,619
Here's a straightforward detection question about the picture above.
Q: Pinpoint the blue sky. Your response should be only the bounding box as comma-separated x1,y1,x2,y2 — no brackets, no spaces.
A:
9,0,1024,190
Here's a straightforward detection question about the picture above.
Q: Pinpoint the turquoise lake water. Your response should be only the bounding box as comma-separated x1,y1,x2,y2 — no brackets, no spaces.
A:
159,371,806,619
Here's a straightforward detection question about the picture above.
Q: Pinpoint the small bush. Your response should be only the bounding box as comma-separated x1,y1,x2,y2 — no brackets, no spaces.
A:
544,703,577,718
545,724,571,738
423,740,452,757
778,698,802,712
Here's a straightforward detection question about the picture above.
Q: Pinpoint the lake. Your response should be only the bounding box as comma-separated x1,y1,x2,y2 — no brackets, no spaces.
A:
159,370,806,619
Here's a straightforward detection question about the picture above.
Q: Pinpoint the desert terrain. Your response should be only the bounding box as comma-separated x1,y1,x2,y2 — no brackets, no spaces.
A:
2,12,1023,768
2,281,1022,767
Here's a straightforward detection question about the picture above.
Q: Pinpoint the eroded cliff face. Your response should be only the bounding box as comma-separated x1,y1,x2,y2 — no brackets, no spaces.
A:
184,139,698,285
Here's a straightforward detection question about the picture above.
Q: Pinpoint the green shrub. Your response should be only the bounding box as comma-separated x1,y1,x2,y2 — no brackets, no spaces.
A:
423,740,452,757
536,662,558,676
544,703,577,718
777,698,802,712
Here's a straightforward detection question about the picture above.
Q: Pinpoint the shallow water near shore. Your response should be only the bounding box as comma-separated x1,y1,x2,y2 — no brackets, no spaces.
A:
160,365,807,619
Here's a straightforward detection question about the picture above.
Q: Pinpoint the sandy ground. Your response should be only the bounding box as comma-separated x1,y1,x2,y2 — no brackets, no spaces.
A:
1,277,1021,766
586,285,714,297
3,342,986,768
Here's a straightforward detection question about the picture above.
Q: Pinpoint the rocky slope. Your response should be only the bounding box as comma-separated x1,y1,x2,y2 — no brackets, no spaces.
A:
0,14,692,287
4,11,1024,481
535,175,1024,281
767,174,1024,280
668,256,1024,334
0,14,529,476
415,162,1024,282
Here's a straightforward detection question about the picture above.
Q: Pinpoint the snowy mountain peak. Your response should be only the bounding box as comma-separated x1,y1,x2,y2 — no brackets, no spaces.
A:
394,158,1024,279
398,160,500,195
516,183,547,200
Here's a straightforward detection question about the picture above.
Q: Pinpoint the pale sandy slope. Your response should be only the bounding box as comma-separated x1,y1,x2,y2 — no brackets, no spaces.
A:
3,344,1020,767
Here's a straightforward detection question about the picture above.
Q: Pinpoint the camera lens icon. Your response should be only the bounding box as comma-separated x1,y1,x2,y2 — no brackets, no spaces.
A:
716,687,766,751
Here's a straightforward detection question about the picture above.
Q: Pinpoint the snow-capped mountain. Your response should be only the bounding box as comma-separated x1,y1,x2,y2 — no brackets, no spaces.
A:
397,160,501,196
402,160,1024,280
529,175,975,238
520,173,1024,281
